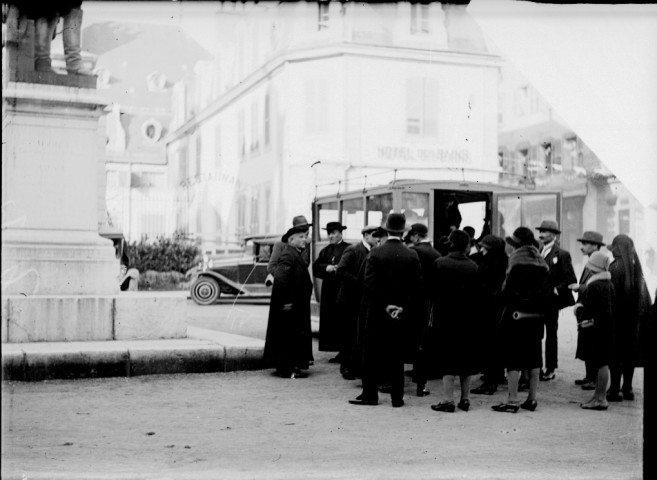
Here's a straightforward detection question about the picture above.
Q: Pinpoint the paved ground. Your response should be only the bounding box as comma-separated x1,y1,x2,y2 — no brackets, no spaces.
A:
1,305,645,480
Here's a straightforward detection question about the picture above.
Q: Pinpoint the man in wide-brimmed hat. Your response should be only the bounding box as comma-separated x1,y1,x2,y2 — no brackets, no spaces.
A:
264,224,314,378
535,220,577,382
334,225,382,380
349,213,422,408
267,215,312,285
312,222,351,358
569,230,607,389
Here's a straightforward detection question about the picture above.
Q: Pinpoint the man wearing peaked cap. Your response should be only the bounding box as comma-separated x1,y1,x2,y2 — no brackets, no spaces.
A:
571,230,606,389
349,213,422,408
334,224,382,379
313,221,351,357
536,220,577,382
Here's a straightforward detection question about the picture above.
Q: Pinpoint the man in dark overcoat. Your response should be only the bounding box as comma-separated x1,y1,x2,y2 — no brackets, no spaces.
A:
536,220,577,381
405,223,441,396
570,231,606,389
335,225,381,379
266,215,311,286
349,213,422,408
264,226,314,379
312,221,351,358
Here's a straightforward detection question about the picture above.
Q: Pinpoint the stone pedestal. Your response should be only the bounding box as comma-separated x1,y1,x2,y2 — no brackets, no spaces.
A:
2,82,118,296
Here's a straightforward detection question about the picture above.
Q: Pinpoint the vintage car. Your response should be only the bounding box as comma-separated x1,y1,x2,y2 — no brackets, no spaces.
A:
189,234,280,305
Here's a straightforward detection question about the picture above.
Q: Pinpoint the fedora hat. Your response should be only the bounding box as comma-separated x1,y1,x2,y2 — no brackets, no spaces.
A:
323,221,346,232
409,223,428,236
536,220,561,234
361,225,380,235
587,251,611,273
282,225,309,243
506,226,537,248
292,215,312,228
383,213,408,234
577,231,605,246
479,234,505,251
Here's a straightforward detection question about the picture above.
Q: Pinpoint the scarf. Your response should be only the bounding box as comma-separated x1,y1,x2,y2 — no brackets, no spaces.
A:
507,245,548,273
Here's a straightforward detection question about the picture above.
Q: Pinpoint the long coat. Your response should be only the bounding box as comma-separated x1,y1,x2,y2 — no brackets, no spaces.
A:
264,244,314,371
575,273,615,367
543,244,577,310
430,252,480,376
313,240,350,351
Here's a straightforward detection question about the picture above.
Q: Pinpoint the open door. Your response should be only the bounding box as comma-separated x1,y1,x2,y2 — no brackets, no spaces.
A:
493,191,562,240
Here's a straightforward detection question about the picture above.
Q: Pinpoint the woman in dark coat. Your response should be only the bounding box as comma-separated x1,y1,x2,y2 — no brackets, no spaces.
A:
470,234,508,395
574,251,615,410
492,227,550,413
607,234,651,401
429,230,480,413
264,226,314,378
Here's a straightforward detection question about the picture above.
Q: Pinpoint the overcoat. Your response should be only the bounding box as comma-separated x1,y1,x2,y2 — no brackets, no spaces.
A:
313,240,350,351
264,244,314,371
409,242,441,361
430,252,480,376
543,243,577,310
575,272,615,367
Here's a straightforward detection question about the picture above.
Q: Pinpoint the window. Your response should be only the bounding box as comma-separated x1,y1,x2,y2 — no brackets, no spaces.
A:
341,198,365,237
264,92,271,147
318,1,330,31
410,3,430,34
619,209,630,235
250,100,260,153
542,142,552,170
406,78,439,137
317,201,339,240
215,124,222,170
305,78,329,134
401,192,429,226
238,109,246,160
367,193,394,227
195,134,202,176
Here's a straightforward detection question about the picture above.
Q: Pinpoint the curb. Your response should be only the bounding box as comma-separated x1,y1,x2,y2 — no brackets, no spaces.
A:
1,328,265,382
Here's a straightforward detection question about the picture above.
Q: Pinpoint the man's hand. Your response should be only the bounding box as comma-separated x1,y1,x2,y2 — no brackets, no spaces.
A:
326,265,338,274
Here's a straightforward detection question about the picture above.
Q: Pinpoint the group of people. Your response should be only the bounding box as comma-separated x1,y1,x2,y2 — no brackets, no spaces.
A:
263,212,652,413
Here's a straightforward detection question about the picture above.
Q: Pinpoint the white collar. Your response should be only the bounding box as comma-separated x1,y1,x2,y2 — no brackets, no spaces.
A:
362,239,372,251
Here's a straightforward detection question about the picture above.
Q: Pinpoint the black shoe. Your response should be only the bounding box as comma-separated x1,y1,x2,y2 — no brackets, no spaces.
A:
574,377,592,386
379,385,392,394
520,399,537,411
416,386,430,397
290,371,308,379
457,399,470,412
349,398,378,406
471,384,497,395
606,391,623,402
518,382,529,392
622,390,635,401
540,369,556,381
328,355,342,364
580,380,596,391
431,401,455,413
491,402,520,413
342,372,356,381
392,399,404,408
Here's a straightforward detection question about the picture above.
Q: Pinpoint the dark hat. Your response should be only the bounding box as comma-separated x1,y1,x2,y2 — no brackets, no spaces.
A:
323,221,346,232
361,225,380,235
372,227,387,238
282,225,309,243
506,227,537,248
577,231,605,246
536,220,561,234
479,234,504,251
409,223,429,236
383,213,408,234
448,229,471,252
292,215,312,228
463,226,475,239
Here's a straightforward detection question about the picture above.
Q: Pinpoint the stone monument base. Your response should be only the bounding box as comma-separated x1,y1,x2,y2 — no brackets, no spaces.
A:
1,293,187,343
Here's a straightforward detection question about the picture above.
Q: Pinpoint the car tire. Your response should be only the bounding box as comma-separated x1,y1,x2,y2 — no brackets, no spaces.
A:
191,277,221,305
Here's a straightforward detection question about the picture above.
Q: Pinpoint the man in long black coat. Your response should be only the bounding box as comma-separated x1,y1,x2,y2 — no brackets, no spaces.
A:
312,221,350,357
536,220,576,381
349,213,422,408
405,223,441,396
335,225,381,379
264,226,314,379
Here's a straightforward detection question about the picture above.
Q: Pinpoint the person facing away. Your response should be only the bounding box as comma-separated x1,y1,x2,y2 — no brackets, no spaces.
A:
429,229,481,414
535,220,577,382
404,222,441,397
263,225,314,379
572,251,616,411
606,234,651,402
312,221,351,357
491,227,550,414
569,231,606,390
335,225,381,380
348,213,422,408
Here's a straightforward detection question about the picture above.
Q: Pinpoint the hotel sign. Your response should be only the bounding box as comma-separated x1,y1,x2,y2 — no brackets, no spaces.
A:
377,146,472,165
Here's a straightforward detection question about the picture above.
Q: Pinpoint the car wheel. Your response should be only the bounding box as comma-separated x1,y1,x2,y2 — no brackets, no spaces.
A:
191,277,221,305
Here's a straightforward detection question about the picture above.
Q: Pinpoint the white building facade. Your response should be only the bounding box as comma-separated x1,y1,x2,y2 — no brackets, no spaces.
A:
166,2,502,253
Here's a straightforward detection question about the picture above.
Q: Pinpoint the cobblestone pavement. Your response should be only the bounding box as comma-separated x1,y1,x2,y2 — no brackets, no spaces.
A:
1,308,644,480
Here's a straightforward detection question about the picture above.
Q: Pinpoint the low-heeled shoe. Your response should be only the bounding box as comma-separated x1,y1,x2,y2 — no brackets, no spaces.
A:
606,392,623,402
520,399,537,411
457,399,470,412
416,388,430,397
581,402,608,411
491,402,520,413
431,402,456,413
622,390,635,401
348,398,378,406
392,399,404,408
